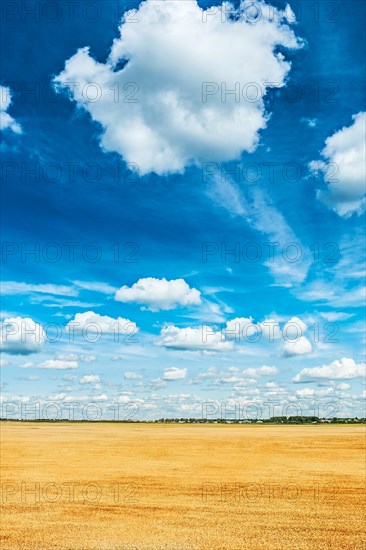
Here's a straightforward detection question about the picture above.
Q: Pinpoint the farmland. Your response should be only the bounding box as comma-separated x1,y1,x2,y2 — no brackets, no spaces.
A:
1,422,365,549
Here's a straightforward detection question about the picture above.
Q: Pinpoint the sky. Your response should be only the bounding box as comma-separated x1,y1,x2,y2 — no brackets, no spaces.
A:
0,0,365,420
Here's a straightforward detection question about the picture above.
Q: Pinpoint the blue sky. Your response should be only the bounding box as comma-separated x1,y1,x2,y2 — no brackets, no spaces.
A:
1,0,365,419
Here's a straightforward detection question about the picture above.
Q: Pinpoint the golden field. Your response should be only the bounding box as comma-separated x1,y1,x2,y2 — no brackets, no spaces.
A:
1,422,365,549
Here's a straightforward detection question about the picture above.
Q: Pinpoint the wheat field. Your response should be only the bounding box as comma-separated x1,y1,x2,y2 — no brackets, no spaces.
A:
1,422,365,549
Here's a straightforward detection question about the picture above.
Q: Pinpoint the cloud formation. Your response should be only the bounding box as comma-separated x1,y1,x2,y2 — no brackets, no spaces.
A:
310,112,366,218
282,335,312,357
162,367,187,380
21,359,78,370
0,317,45,355
67,311,138,335
293,357,365,382
54,0,301,174
157,324,233,352
0,86,22,134
115,278,201,311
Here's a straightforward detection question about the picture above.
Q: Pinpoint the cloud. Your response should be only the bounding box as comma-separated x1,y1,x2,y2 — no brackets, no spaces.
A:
124,372,143,380
21,359,78,370
0,317,45,355
80,355,96,363
319,312,353,322
282,336,312,357
0,281,78,297
67,311,138,334
115,277,201,311
162,367,187,381
225,315,307,343
0,86,22,134
149,378,167,389
225,317,255,340
293,357,366,382
73,281,118,294
258,318,283,341
157,324,233,352
54,0,301,175
282,316,307,339
242,366,278,377
208,180,312,286
80,374,101,384
295,387,315,397
93,394,108,401
301,117,317,128
310,112,366,217
337,383,350,390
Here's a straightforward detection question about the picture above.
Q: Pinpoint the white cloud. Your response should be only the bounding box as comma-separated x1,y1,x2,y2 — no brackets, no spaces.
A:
319,311,353,322
162,367,187,381
157,324,233,352
0,317,45,355
80,374,100,384
56,354,78,361
93,394,108,401
293,357,366,382
54,0,301,175
149,378,167,390
282,336,312,357
208,181,312,286
67,311,138,334
0,86,22,134
80,355,96,363
310,112,366,217
301,117,317,128
73,281,118,294
0,281,78,296
242,366,278,377
118,395,131,403
225,317,254,339
115,278,201,311
124,372,143,380
258,318,282,341
21,359,78,370
282,316,307,339
295,388,315,397
337,383,350,390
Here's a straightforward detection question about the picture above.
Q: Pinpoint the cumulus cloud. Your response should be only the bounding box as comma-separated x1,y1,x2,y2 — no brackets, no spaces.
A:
80,374,100,384
225,315,307,343
242,366,278,377
124,372,143,380
80,354,96,363
0,317,45,355
282,336,312,357
67,311,138,335
282,316,307,339
162,367,187,380
157,324,233,352
54,0,301,175
225,317,255,340
0,86,22,134
310,112,366,217
93,394,108,401
293,357,366,382
115,278,201,311
21,359,78,370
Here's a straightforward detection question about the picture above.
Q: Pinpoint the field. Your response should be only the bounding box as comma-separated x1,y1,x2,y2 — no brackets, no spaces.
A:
1,422,365,549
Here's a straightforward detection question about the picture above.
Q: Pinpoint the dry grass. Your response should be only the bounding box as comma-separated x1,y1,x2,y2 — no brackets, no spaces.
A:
1,422,365,549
